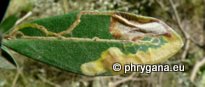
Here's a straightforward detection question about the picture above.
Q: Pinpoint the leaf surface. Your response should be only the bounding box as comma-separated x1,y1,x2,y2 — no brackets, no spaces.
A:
3,11,183,75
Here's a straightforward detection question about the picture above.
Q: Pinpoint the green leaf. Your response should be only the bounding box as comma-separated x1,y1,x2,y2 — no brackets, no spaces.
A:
3,11,183,76
3,36,167,75
0,15,18,33
0,46,17,69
